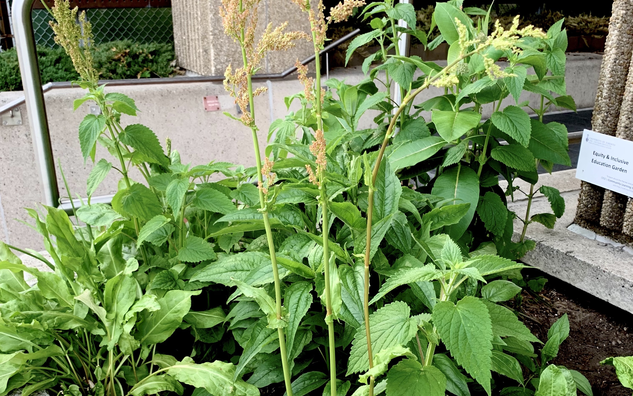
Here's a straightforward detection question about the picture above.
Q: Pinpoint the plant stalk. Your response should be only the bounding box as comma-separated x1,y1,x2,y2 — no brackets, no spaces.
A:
239,13,293,394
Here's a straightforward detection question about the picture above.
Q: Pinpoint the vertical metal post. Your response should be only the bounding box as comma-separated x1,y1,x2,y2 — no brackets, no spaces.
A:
393,0,412,108
12,0,60,207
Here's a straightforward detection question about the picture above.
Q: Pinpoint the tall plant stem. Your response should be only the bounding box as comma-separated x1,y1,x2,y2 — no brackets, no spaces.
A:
238,15,293,395
311,26,337,396
477,99,503,177
363,47,484,395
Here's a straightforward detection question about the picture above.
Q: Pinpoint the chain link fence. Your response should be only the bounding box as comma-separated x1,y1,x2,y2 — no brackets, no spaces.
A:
31,7,173,47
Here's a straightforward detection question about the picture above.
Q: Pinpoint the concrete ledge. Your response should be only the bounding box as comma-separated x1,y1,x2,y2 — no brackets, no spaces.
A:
505,170,633,314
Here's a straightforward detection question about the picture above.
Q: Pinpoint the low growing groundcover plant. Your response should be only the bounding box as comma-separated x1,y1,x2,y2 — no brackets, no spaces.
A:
0,0,592,395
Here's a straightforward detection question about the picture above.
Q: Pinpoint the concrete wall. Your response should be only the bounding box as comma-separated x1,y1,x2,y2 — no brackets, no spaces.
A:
0,53,601,249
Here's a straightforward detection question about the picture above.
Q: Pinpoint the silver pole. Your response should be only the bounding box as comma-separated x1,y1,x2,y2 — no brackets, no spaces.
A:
12,0,60,208
393,0,412,108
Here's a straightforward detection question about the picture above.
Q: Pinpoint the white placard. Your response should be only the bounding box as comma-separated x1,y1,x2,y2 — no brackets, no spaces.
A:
576,129,633,198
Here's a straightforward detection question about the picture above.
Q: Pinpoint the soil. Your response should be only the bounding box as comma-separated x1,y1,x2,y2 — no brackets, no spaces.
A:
518,273,633,396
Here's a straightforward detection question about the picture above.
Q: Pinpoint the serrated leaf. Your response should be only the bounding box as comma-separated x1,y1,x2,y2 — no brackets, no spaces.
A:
443,139,469,167
483,300,540,343
330,201,366,230
423,204,470,231
235,318,278,380
431,165,479,240
113,183,163,221
433,110,481,142
386,360,446,396
481,280,522,302
137,215,171,247
193,188,236,214
120,124,168,167
178,236,217,263
233,280,281,328
491,144,536,172
79,114,106,162
106,93,139,116
166,177,190,215
477,192,508,236
469,255,525,276
369,265,440,305
191,252,271,285
87,159,112,197
554,95,576,111
389,136,445,170
504,66,528,103
386,2,416,28
359,345,415,384
531,213,556,229
373,160,402,223
347,302,417,375
386,211,412,253
166,357,258,396
491,106,531,147
346,30,382,66
528,120,571,166
540,186,565,218
386,59,417,88
546,48,566,76
285,282,313,359
456,76,495,102
433,296,492,394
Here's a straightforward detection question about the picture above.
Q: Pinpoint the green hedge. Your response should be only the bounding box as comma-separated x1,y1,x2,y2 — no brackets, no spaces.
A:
0,40,176,92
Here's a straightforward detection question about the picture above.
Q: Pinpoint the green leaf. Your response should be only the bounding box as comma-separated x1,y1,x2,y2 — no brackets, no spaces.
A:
386,59,417,89
76,203,124,227
570,370,593,396
604,357,633,391
423,204,470,231
548,314,570,342
119,124,168,167
535,365,576,396
286,372,328,396
233,280,281,328
106,93,139,116
490,106,531,147
369,265,440,305
477,192,508,236
346,30,382,66
442,139,469,167
330,201,366,231
386,360,446,396
483,300,540,343
481,280,522,302
136,290,200,346
185,307,225,329
359,345,415,383
190,252,271,285
285,282,313,359
491,350,524,384
277,255,315,279
130,375,183,396
546,48,566,76
539,186,565,219
193,188,236,214
87,159,112,197
531,213,556,229
389,136,445,170
323,380,351,396
137,215,171,247
339,264,365,328
353,214,393,262
504,66,528,103
434,3,471,44
347,302,417,375
178,236,217,263
528,120,571,166
456,76,495,103
386,2,416,28
433,297,493,394
166,357,259,395
432,110,481,142
113,183,163,221
373,160,401,222
166,177,190,215
554,95,576,111
431,165,479,240
386,211,412,253
78,114,106,162
468,255,525,276
432,354,470,396
235,318,278,380
491,144,536,172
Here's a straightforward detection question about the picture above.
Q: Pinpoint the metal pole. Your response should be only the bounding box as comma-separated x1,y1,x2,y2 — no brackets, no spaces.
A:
393,0,411,108
12,0,60,208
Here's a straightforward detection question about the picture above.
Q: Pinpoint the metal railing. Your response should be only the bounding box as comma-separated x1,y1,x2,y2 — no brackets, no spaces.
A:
8,0,361,213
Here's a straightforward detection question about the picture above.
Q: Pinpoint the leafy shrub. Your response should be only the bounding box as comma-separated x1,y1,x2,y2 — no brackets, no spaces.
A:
0,1,593,396
0,40,176,92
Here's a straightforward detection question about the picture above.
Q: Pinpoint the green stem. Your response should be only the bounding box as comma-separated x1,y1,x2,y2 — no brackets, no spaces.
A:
311,25,337,396
477,98,503,177
238,10,293,394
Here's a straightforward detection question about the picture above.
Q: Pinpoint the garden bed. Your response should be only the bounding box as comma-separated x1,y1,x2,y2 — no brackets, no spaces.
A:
518,273,633,396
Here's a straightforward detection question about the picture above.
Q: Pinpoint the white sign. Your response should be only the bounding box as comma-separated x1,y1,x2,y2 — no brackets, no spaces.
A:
576,129,633,198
